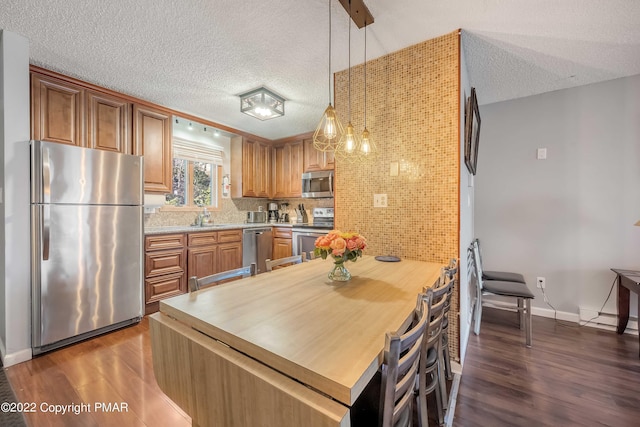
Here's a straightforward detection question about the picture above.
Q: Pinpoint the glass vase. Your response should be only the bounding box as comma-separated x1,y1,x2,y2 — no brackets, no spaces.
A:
328,258,351,281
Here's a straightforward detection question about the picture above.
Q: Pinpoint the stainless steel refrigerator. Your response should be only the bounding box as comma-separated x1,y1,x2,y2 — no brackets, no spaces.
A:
31,140,144,355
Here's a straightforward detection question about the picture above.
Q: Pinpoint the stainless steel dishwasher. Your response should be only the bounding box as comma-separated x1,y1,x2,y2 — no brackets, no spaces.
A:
242,227,272,274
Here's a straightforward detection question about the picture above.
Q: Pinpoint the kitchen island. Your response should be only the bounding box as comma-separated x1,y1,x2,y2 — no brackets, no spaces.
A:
150,255,442,426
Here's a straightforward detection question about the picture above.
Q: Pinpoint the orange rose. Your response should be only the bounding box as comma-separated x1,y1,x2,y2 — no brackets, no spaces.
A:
315,235,331,249
330,237,347,256
346,238,358,251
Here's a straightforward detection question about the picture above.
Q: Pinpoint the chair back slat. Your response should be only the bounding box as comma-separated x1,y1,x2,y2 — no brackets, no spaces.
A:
189,263,257,292
265,253,306,272
379,294,431,427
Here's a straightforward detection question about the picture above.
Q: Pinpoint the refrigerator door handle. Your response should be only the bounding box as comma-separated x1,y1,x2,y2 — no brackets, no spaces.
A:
42,205,50,261
42,146,51,204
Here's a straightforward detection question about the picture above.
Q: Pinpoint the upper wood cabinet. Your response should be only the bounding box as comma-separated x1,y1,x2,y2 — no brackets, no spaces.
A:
272,140,303,199
31,72,85,147
303,138,334,172
86,89,131,153
133,104,172,194
231,137,272,198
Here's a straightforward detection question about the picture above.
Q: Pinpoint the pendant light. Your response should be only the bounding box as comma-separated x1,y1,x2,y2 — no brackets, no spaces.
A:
335,0,361,164
313,0,345,152
358,19,377,162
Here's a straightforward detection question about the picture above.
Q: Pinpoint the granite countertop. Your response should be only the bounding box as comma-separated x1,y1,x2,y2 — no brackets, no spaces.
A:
144,222,294,235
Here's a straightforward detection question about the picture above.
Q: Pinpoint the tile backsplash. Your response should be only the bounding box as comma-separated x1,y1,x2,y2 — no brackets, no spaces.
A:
144,197,334,228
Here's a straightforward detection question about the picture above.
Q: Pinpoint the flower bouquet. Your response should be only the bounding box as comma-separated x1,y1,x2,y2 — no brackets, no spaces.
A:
314,230,367,281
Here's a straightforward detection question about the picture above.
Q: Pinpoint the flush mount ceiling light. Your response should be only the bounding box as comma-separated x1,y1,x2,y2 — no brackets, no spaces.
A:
239,86,285,120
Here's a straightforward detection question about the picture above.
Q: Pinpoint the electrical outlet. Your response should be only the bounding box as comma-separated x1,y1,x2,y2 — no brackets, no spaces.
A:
373,194,388,208
536,277,545,289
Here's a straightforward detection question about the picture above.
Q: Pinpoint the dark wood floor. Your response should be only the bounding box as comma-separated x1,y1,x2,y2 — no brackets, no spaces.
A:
454,307,640,427
5,317,190,427
4,309,640,426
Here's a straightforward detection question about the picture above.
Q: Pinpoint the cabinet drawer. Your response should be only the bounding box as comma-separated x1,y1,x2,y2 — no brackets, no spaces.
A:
145,248,186,277
188,231,218,247
145,233,186,251
273,227,292,239
145,272,186,304
218,229,242,243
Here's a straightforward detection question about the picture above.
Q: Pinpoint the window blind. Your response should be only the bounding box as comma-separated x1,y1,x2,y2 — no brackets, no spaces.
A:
172,137,224,165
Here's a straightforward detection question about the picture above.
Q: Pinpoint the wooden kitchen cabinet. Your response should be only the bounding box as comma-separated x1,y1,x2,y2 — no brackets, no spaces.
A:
144,233,187,315
272,140,303,199
231,137,272,198
31,72,85,147
86,89,131,153
187,228,243,288
133,104,172,194
303,138,334,172
272,227,293,260
187,231,219,280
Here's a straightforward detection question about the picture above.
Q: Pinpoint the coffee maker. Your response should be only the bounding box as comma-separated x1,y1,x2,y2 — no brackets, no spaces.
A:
268,202,279,223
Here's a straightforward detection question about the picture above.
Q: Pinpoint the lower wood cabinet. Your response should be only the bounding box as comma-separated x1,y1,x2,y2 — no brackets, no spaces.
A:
144,234,187,315
145,229,243,314
272,227,292,260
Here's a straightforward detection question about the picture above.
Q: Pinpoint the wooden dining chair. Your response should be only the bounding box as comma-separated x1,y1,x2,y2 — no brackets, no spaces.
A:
188,263,256,292
379,292,431,427
264,253,306,272
469,242,535,347
474,238,526,283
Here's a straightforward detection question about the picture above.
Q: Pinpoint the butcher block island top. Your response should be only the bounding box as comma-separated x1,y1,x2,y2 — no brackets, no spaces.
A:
151,255,442,426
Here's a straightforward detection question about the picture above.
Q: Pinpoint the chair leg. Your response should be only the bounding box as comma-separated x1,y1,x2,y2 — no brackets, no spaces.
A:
433,371,445,426
438,353,448,415
473,292,483,335
525,298,532,347
442,334,452,381
518,298,524,330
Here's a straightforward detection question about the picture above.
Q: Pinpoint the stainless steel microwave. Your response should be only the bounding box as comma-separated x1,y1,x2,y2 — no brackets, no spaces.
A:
301,171,333,198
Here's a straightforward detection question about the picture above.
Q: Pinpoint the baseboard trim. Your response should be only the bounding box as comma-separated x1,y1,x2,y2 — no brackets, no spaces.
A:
2,348,32,367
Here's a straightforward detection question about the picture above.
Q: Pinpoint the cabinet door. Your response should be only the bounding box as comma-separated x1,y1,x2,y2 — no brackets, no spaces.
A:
303,138,324,172
218,242,243,272
188,245,218,279
272,238,292,260
86,90,131,154
31,73,85,147
255,142,272,198
133,104,172,193
289,141,303,197
272,145,288,199
242,139,258,197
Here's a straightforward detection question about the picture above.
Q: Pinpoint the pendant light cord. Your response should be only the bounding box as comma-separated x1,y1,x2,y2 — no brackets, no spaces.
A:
364,19,367,128
328,0,332,104
348,0,352,121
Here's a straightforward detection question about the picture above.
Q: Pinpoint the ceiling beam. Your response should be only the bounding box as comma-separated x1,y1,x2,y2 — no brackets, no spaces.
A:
337,0,374,29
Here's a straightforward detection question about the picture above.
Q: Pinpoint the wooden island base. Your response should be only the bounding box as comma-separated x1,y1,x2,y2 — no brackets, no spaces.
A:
150,312,349,427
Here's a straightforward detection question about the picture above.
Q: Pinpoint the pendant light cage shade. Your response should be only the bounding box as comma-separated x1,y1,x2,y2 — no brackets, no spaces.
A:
313,104,345,152
334,122,362,164
358,127,377,162
314,0,345,153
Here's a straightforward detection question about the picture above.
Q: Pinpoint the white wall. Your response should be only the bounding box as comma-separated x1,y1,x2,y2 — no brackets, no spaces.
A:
0,30,32,366
458,38,474,363
476,75,640,323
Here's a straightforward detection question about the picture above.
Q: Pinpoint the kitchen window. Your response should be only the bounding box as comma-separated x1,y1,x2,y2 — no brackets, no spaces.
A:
165,137,223,210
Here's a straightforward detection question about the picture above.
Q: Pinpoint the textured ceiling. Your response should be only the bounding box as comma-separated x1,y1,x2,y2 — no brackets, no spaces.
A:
1,0,639,140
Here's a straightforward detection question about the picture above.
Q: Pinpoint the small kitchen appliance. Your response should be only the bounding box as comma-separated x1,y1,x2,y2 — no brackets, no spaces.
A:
268,202,279,223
